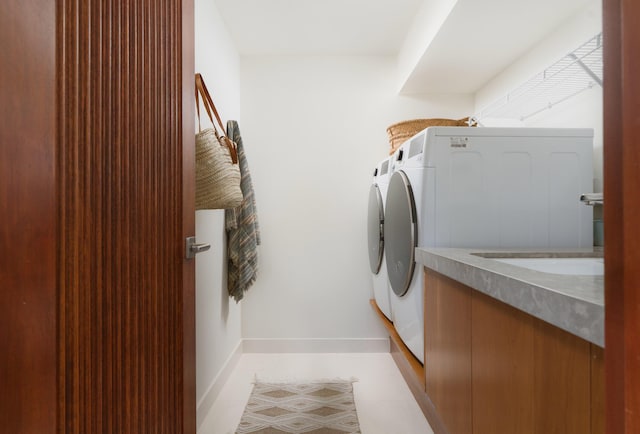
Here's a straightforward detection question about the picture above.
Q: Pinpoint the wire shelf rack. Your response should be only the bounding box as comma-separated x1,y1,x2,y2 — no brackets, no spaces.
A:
473,33,603,123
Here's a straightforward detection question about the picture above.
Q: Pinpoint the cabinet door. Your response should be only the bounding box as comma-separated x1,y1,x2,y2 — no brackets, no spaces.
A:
424,270,472,434
472,292,535,434
591,344,605,434
533,320,590,434
472,291,593,434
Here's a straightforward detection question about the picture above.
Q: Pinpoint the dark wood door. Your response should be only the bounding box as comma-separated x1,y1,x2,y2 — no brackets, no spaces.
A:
603,0,640,433
0,0,196,432
0,1,57,432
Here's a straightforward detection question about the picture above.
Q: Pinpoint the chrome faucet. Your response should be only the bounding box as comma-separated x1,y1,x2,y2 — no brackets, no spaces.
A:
580,193,603,206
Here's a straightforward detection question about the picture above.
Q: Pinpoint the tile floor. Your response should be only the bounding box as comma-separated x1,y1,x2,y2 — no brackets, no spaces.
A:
198,353,434,434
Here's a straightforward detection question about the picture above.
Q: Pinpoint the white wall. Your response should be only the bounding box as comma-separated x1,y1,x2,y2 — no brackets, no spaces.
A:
475,0,603,195
239,55,473,342
194,0,242,423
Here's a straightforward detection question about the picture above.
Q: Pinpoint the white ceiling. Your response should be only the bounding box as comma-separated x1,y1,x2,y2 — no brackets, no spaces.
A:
214,0,596,94
214,0,425,55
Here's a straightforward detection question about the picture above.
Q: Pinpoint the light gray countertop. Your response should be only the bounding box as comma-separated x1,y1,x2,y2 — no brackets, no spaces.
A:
416,247,604,347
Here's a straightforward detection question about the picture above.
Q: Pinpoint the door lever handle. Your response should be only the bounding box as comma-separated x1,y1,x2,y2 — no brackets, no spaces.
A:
185,236,211,259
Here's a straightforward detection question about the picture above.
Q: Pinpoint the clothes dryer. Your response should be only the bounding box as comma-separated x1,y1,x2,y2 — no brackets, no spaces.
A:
385,127,594,363
368,157,393,320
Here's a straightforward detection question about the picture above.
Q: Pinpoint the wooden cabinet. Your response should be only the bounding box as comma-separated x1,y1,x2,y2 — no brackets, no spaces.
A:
471,291,591,434
591,344,605,434
424,269,604,434
532,319,591,434
471,291,536,433
424,270,472,434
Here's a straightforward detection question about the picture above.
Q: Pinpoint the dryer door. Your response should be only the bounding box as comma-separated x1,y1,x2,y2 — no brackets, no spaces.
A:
368,184,384,274
385,171,417,297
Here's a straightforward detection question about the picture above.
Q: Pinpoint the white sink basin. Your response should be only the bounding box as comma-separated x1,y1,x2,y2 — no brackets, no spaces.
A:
495,257,604,276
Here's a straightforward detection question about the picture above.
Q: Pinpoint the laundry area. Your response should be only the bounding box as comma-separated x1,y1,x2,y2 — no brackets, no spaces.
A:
194,0,605,432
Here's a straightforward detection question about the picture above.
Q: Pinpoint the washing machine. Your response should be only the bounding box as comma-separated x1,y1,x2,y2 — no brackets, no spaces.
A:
385,126,594,363
368,157,393,320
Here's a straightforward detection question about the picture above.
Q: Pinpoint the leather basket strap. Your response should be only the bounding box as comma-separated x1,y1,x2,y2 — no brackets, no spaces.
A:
195,73,238,164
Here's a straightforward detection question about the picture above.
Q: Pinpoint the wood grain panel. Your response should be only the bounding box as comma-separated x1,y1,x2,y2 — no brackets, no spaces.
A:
603,0,640,433
57,0,188,432
424,270,472,434
0,1,57,433
533,319,591,434
602,1,623,433
591,345,605,434
472,291,534,434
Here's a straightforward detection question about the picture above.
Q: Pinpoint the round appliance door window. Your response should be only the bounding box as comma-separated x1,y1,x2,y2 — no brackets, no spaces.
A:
367,184,384,274
385,171,417,297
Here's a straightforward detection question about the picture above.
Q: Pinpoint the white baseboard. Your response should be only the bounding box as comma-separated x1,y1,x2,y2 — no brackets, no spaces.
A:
242,338,390,354
196,340,243,431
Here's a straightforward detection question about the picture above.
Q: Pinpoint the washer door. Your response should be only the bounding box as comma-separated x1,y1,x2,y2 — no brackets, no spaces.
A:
385,171,417,297
367,184,384,274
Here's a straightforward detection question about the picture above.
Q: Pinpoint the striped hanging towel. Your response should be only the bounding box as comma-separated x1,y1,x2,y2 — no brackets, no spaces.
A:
225,120,261,302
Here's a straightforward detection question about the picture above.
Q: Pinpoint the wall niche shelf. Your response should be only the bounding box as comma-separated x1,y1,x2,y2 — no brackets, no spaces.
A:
473,33,603,124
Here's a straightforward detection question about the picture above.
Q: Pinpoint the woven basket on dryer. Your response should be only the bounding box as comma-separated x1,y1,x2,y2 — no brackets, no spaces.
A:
386,117,473,155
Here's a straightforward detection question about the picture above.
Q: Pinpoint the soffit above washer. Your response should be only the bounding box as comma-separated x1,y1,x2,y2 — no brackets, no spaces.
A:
214,0,424,55
398,0,595,93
